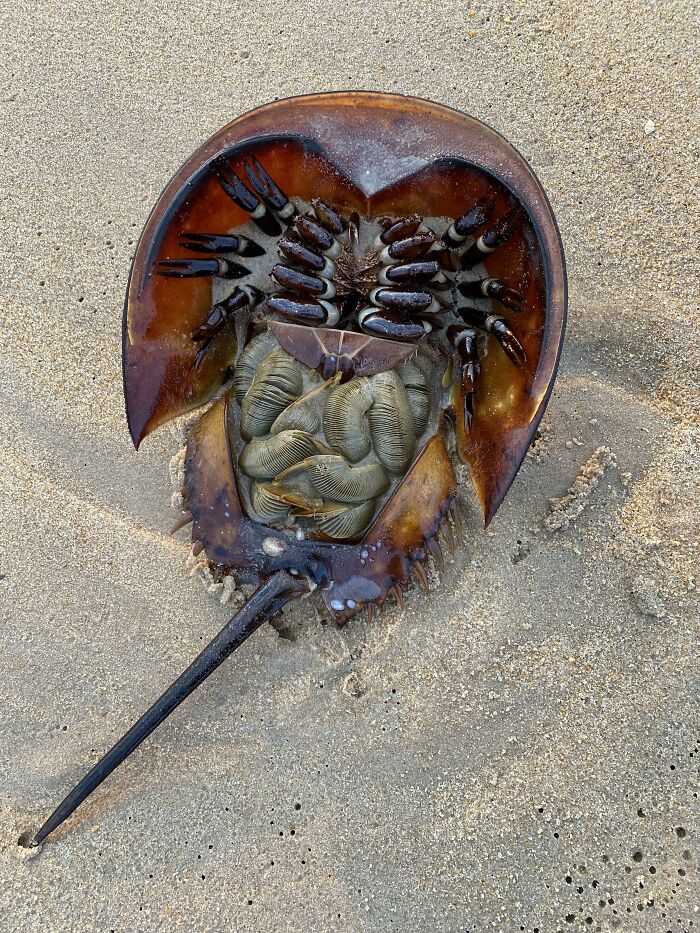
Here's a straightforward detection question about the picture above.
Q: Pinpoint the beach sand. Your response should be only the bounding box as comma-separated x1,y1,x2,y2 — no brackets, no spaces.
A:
1,2,698,930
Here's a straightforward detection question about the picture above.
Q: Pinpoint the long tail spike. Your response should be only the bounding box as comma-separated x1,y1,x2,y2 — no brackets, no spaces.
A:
25,570,308,847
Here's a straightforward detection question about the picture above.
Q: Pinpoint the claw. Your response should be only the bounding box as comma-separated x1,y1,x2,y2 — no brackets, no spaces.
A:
348,212,361,251
191,285,261,342
460,207,521,268
462,389,475,432
447,324,481,431
190,285,261,370
458,278,524,313
189,336,214,370
443,192,496,248
155,258,250,279
490,320,527,367
178,232,265,258
213,159,281,236
457,348,480,405
460,358,479,396
213,159,258,211
458,306,526,368
243,155,297,222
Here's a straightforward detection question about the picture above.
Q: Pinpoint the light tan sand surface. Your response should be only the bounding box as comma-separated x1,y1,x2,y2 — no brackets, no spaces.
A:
1,3,698,931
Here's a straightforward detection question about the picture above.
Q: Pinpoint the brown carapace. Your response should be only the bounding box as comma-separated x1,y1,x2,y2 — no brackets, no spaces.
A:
26,93,566,847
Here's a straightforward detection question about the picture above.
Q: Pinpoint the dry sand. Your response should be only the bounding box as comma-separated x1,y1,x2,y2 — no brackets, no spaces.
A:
1,2,698,931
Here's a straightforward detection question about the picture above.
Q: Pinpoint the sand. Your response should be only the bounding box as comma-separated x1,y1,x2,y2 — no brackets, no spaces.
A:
1,2,698,931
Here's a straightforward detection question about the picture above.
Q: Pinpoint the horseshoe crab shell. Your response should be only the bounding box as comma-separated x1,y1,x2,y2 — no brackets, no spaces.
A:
118,87,569,648
124,92,566,530
30,92,566,849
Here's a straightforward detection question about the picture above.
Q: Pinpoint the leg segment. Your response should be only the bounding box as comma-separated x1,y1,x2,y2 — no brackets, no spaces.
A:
458,305,526,368
266,293,340,327
277,237,334,275
443,192,495,249
379,260,446,286
191,285,261,370
192,285,261,341
213,158,282,237
357,305,431,341
376,215,422,246
271,264,336,299
378,232,436,263
155,258,250,279
243,155,297,223
458,277,524,312
294,215,341,255
311,199,347,234
178,232,265,258
460,207,520,268
369,287,442,315
447,324,480,431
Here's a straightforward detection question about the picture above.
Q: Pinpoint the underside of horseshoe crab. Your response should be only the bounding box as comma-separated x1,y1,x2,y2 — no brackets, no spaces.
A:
27,92,566,847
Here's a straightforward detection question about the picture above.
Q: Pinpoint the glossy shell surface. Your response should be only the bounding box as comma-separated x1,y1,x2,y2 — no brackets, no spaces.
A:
123,92,566,621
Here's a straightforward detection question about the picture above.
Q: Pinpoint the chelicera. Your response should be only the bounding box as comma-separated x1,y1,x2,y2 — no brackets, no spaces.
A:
28,93,566,846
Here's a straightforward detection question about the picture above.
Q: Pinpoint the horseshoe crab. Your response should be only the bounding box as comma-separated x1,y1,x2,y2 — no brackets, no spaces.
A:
27,92,566,846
